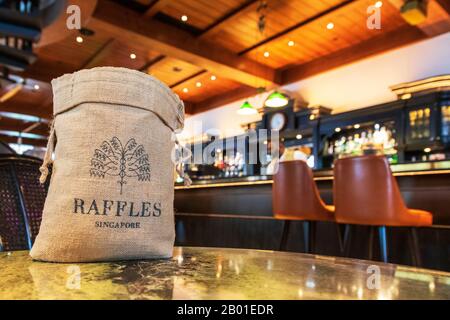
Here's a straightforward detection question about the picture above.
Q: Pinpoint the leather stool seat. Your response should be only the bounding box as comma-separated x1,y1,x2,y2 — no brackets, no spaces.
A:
334,155,433,265
273,161,337,253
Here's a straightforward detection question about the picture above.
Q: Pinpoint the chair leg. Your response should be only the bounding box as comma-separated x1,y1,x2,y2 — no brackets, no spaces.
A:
175,220,186,244
335,224,345,254
279,220,291,251
343,224,352,257
303,221,316,254
368,226,375,260
309,221,316,253
378,226,388,263
408,228,422,267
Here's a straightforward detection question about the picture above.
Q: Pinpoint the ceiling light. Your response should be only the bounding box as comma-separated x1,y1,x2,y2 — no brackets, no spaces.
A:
263,51,270,58
265,91,289,108
375,1,383,8
76,36,83,43
130,53,137,59
424,147,431,153
401,93,412,100
288,40,295,47
237,101,257,115
196,82,202,87
210,75,217,81
296,134,302,140
335,127,341,132
327,22,334,30
181,15,188,22
183,88,189,93
33,84,40,90
354,124,361,129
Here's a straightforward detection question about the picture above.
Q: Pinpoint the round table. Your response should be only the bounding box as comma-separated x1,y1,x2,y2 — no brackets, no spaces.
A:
1,247,449,299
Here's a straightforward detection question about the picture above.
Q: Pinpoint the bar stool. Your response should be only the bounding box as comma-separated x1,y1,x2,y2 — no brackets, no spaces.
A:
333,155,432,265
273,160,335,253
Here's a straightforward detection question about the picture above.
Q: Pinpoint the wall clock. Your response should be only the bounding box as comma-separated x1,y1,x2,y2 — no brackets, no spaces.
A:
270,112,287,131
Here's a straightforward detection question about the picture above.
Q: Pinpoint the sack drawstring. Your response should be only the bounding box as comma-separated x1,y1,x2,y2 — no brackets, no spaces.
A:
39,121,56,184
174,138,192,186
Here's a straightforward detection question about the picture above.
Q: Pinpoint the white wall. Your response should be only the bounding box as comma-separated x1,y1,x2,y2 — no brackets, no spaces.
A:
181,32,450,140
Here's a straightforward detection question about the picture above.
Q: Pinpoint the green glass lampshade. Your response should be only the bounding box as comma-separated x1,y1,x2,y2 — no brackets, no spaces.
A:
265,91,289,108
237,100,257,115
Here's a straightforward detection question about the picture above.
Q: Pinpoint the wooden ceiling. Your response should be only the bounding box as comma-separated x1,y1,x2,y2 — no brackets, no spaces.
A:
1,0,450,147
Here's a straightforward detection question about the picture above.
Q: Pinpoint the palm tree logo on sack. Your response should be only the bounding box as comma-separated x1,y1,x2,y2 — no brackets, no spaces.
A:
90,137,151,194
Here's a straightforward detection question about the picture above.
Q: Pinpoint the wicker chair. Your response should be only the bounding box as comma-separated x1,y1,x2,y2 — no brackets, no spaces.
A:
0,155,47,251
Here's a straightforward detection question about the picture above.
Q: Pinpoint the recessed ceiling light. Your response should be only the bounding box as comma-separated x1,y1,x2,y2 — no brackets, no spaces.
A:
263,51,270,58
181,15,188,22
183,88,189,93
327,22,334,30
196,82,202,87
354,124,361,129
33,84,40,90
296,134,302,140
76,36,83,43
335,127,341,132
210,75,217,81
375,1,383,8
424,147,431,153
130,53,137,59
288,40,295,47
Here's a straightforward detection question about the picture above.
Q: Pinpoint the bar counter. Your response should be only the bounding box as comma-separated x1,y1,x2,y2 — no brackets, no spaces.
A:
175,160,450,189
1,247,449,300
174,161,450,271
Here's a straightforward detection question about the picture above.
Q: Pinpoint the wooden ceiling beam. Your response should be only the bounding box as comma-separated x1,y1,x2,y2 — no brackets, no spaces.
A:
199,0,258,38
139,54,166,72
388,0,450,36
278,25,429,85
81,38,116,69
90,0,277,87
144,0,171,18
189,85,257,114
435,0,450,14
239,0,355,55
170,70,207,89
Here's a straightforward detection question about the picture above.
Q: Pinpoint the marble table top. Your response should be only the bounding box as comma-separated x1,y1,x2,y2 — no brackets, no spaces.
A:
1,247,449,300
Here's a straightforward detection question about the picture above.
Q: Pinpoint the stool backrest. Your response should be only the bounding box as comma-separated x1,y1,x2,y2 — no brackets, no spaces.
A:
273,160,330,220
333,155,407,225
0,155,46,251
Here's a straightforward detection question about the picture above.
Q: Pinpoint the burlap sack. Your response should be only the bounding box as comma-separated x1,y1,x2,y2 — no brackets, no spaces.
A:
30,67,184,262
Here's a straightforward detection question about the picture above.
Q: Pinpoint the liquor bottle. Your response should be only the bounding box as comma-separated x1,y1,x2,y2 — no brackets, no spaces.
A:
417,109,424,139
443,106,450,137
409,110,417,139
423,108,431,138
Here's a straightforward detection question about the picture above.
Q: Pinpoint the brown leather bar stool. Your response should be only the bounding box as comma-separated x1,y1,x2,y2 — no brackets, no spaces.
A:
273,160,335,253
334,155,432,265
